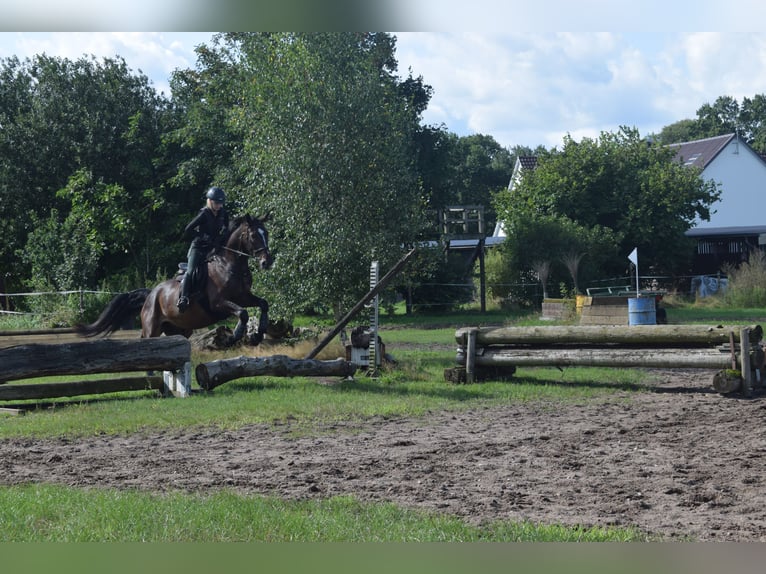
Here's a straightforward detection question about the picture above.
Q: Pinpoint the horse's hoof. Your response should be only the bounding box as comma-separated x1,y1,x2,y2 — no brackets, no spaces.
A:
249,333,264,346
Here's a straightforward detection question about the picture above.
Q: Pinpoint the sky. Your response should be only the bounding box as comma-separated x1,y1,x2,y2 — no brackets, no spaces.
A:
3,3,766,151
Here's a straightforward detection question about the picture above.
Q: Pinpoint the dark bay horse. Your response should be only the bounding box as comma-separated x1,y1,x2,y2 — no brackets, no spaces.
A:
76,214,273,346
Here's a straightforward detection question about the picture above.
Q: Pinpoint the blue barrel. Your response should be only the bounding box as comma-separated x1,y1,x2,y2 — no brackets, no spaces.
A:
628,297,656,325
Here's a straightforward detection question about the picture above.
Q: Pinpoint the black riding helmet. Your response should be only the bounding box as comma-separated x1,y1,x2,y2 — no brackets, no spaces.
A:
205,186,226,203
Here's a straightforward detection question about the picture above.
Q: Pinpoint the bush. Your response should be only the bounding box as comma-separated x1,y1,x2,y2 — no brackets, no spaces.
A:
722,251,766,307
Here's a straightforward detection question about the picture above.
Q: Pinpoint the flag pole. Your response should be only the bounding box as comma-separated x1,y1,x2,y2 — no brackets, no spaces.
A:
628,248,639,296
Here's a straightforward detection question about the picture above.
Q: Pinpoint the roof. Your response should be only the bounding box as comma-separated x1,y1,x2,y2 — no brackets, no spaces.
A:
517,156,538,170
667,133,735,169
685,225,766,238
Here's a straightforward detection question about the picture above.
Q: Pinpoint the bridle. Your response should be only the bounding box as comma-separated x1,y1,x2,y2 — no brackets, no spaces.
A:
222,222,268,259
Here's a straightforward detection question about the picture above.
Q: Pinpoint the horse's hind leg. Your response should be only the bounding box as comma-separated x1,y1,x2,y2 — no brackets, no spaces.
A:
140,291,165,338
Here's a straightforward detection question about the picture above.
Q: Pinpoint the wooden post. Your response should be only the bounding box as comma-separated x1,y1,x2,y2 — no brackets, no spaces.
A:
465,329,477,383
741,327,752,397
163,362,192,398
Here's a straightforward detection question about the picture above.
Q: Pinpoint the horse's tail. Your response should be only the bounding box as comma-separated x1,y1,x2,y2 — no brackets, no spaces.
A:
74,288,151,338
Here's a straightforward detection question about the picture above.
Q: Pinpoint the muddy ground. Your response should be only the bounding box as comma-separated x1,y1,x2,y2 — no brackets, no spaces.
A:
1,368,765,541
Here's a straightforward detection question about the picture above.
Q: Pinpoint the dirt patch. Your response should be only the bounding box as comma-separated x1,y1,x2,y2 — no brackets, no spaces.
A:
1,368,765,541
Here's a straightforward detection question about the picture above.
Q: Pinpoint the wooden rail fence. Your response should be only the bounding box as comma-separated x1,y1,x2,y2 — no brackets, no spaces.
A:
0,334,192,408
446,324,764,396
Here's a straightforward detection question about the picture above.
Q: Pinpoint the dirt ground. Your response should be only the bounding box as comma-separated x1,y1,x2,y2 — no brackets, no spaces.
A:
1,367,766,541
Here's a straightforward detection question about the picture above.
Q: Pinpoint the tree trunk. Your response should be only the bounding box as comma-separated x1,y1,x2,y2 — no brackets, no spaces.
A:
196,355,357,390
0,336,190,384
472,347,738,369
455,324,763,347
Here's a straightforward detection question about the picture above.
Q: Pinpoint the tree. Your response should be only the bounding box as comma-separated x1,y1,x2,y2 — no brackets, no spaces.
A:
0,54,173,293
493,126,721,296
171,33,430,319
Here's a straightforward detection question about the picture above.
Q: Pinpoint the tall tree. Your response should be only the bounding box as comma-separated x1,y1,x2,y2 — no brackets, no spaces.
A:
0,54,172,293
493,126,721,294
171,33,430,319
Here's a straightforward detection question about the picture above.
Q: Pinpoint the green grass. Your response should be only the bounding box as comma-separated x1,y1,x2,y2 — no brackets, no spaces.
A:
0,484,645,542
0,363,646,439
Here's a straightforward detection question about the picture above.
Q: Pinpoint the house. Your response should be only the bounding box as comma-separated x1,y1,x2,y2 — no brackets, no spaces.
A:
492,155,537,239
670,133,766,274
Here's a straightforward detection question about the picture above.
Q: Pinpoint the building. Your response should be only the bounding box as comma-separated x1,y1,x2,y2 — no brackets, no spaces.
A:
670,133,766,274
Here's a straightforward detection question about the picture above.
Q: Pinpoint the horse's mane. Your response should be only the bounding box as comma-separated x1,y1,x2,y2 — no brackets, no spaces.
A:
229,214,250,231
229,213,270,231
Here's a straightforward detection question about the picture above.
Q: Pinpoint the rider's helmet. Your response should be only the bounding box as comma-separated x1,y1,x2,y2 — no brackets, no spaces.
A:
205,186,226,203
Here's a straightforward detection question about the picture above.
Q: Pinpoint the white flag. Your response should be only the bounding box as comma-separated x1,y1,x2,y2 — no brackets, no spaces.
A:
628,247,638,265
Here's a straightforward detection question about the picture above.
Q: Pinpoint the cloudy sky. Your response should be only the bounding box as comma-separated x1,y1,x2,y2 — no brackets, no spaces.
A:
2,28,766,151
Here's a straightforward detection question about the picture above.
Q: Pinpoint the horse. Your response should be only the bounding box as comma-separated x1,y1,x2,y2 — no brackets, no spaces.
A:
75,213,273,347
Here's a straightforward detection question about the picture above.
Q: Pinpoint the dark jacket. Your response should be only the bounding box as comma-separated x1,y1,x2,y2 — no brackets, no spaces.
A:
183,207,230,250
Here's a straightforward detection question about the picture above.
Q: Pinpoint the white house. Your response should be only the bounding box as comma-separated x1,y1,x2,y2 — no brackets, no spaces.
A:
669,133,766,229
491,155,537,239
670,133,766,274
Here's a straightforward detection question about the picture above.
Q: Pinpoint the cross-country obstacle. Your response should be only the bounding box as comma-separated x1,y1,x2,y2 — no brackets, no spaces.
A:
0,335,192,407
195,355,358,391
445,324,765,396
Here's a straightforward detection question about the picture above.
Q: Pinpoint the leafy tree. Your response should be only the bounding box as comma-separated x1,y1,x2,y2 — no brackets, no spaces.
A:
695,95,741,138
656,94,766,153
0,54,173,291
493,126,721,297
171,33,430,319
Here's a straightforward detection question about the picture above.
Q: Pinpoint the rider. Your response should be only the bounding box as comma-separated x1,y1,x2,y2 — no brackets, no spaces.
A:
177,186,230,312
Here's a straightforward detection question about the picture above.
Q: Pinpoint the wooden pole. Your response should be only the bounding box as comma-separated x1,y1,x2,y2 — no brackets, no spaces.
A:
0,335,190,384
465,329,477,383
741,327,752,397
304,248,417,360
473,347,739,369
455,324,763,347
196,355,358,390
0,376,164,401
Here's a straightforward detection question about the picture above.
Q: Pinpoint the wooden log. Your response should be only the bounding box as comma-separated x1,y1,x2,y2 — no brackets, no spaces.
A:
0,329,138,349
472,347,739,369
0,376,164,401
196,354,358,390
0,335,190,384
455,324,762,347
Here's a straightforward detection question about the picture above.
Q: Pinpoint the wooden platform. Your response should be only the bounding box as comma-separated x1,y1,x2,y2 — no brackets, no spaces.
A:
578,296,630,325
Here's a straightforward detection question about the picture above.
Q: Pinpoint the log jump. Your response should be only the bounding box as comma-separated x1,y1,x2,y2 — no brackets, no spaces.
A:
0,335,192,405
196,354,358,391
447,324,764,396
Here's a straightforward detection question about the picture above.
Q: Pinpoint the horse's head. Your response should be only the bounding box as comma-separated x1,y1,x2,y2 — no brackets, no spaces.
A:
229,213,274,271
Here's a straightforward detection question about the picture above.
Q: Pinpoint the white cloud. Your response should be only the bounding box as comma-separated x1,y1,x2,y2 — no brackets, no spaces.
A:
0,32,213,96
395,31,766,150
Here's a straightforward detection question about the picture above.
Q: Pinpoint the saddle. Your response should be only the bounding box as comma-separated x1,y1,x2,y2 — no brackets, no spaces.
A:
176,261,209,297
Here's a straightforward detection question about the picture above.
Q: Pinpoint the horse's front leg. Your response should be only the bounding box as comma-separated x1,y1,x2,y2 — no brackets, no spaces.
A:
208,300,249,347
246,296,269,346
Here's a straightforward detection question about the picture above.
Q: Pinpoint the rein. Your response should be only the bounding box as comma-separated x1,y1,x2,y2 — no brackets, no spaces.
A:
222,245,264,259
222,226,267,259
